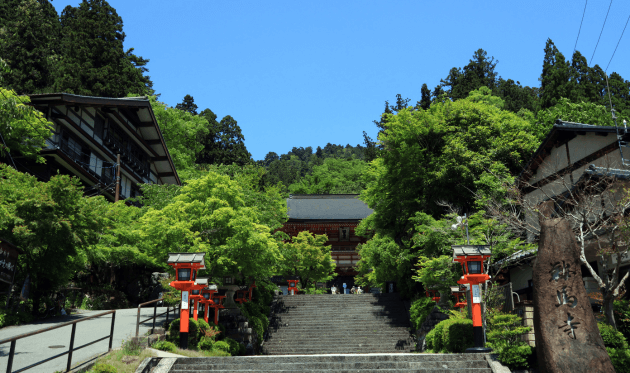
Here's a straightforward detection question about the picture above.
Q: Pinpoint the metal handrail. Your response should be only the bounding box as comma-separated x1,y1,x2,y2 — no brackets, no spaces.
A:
0,310,116,373
135,298,179,337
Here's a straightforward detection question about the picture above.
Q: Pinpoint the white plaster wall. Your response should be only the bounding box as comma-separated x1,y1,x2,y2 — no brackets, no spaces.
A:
568,133,617,164
528,145,569,184
510,265,533,291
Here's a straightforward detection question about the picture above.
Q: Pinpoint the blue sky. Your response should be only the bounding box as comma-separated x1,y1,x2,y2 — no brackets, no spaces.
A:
51,0,630,161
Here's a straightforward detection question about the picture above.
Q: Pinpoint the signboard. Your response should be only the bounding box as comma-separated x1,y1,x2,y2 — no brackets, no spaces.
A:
181,291,189,309
0,240,21,285
472,284,481,303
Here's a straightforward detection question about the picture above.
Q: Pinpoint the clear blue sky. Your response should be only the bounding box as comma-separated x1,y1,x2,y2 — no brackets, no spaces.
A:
51,0,630,161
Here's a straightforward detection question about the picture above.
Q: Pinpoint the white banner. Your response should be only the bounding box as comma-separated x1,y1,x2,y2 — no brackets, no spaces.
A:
181,291,189,309
472,285,481,303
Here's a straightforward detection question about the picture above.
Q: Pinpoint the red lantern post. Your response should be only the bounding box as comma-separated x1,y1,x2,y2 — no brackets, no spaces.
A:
287,277,299,295
200,284,218,324
450,286,468,309
452,245,492,353
210,293,225,325
190,277,208,321
167,252,206,349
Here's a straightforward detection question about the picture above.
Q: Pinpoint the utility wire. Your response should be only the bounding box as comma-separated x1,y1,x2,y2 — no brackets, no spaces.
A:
573,0,589,56
605,12,630,72
590,0,614,65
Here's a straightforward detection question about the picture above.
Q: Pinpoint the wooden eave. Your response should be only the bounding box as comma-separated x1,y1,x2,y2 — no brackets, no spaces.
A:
517,123,619,188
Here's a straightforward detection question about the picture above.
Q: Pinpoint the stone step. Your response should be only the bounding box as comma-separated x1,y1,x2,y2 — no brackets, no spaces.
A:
171,360,490,371
268,326,410,331
172,369,491,373
174,355,488,363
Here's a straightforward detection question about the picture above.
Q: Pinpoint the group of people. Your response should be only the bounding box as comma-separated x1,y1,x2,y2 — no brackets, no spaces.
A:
330,285,363,294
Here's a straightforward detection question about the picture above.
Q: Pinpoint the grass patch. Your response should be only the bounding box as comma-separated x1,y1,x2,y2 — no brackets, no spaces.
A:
83,349,157,373
169,346,230,357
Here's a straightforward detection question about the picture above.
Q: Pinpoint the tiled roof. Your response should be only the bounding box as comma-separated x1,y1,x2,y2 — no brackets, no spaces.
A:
286,194,373,220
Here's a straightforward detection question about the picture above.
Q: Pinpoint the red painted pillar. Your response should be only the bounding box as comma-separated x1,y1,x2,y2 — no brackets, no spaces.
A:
204,303,209,323
180,291,190,349
193,298,198,321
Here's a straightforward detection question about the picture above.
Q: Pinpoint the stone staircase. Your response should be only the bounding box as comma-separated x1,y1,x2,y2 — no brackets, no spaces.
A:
168,354,493,372
263,293,414,355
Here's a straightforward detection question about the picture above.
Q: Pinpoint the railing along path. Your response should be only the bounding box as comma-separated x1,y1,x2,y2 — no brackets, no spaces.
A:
0,310,115,373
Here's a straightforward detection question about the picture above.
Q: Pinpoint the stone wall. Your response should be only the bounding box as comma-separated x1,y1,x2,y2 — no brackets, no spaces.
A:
515,301,535,347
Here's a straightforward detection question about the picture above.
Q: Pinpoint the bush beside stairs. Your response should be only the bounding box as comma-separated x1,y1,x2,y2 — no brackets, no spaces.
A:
165,293,493,372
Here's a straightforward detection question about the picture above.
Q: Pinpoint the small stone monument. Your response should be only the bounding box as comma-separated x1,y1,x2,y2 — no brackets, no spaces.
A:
533,217,614,372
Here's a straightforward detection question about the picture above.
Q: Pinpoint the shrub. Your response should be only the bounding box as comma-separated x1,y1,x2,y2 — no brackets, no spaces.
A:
90,362,117,373
614,300,630,343
607,347,630,373
486,312,532,369
598,322,629,349
213,340,230,353
410,298,436,331
168,318,201,347
197,319,210,338
442,318,474,353
425,319,446,352
197,336,214,351
152,340,177,353
498,344,532,369
224,337,241,356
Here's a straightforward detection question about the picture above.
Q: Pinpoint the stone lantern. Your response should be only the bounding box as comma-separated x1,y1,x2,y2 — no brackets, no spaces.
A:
167,252,206,349
452,245,492,353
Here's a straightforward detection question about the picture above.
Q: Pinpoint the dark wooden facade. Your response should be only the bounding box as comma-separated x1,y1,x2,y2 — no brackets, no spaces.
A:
16,93,181,202
277,195,373,281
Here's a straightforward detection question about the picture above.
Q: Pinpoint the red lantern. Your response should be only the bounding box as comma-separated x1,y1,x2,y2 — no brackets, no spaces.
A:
452,245,492,353
167,252,206,349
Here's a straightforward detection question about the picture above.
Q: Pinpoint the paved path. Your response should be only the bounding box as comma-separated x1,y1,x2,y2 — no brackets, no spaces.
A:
0,307,175,373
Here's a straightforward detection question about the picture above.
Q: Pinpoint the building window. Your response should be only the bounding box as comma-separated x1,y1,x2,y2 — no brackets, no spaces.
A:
339,227,350,241
224,277,233,284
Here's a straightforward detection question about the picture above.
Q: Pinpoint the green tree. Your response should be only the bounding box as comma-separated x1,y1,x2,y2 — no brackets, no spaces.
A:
0,0,60,94
149,96,210,175
540,39,571,110
138,169,284,281
196,113,252,166
54,0,152,97
0,165,105,316
535,97,614,142
288,157,367,194
417,83,432,110
280,231,335,289
440,49,498,101
360,87,539,246
0,60,54,163
176,94,198,115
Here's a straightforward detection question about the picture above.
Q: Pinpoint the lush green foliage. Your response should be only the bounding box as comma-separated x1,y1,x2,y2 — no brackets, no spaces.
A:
0,165,107,316
0,60,53,162
600,320,630,373
425,316,473,353
168,318,201,347
614,300,630,342
279,231,335,289
213,340,230,353
288,158,367,194
409,297,436,331
486,312,532,369
138,169,284,281
599,322,629,349
152,340,177,353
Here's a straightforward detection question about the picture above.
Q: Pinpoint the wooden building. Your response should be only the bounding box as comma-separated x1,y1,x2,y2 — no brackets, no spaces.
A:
503,120,630,304
278,194,373,289
16,93,180,201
